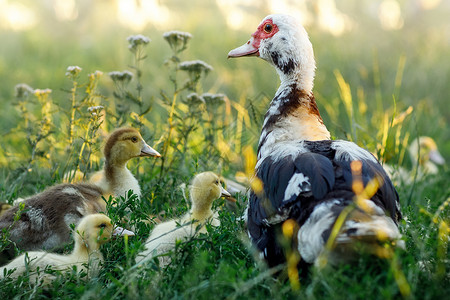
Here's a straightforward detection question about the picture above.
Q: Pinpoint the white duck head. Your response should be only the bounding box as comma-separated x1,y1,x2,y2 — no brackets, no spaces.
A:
228,14,316,93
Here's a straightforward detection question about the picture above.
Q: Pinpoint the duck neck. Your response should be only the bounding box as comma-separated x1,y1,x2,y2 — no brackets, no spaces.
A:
257,83,330,159
72,236,101,260
191,197,214,222
276,62,315,94
104,160,129,187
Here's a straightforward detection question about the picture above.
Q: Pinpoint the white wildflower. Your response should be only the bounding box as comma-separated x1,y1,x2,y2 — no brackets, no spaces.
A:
109,71,133,84
179,60,213,74
163,31,192,40
186,93,205,105
89,70,103,79
88,105,103,117
179,60,213,83
14,83,34,98
34,89,52,96
127,34,151,52
65,66,82,78
87,105,104,112
202,93,226,107
163,30,192,53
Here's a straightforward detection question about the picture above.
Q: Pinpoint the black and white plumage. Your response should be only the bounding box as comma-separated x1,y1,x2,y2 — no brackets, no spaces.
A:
228,14,402,267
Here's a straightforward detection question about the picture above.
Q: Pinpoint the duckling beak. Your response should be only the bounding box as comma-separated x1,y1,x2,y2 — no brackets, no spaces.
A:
140,143,161,157
429,149,445,165
220,186,235,202
113,226,135,236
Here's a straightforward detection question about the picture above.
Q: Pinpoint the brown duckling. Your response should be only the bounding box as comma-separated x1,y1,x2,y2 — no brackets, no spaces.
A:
90,127,161,199
0,183,105,254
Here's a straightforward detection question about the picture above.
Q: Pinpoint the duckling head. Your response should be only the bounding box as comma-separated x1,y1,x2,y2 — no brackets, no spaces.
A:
75,214,115,250
0,202,12,217
74,214,134,252
409,136,445,170
189,172,232,212
104,128,161,167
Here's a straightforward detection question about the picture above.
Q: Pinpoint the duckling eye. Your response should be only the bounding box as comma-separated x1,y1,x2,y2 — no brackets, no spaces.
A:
264,23,273,33
131,137,138,143
215,180,220,185
99,223,107,228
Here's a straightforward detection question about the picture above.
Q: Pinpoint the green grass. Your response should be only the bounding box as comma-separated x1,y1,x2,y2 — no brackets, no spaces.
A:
0,1,449,299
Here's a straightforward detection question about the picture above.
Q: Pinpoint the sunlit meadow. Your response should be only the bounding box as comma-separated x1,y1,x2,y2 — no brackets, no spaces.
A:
0,0,449,298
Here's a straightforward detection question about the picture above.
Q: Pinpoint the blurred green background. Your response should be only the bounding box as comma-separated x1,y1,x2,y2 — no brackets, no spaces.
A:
0,0,449,161
0,2,449,297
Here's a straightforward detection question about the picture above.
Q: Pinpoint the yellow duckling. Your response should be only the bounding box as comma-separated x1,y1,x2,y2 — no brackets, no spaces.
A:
384,136,445,185
90,127,161,199
0,202,11,217
136,172,232,267
0,214,133,283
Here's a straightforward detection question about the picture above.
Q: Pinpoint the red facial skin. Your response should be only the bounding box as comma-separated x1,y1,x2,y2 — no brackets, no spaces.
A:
251,18,280,49
227,18,280,58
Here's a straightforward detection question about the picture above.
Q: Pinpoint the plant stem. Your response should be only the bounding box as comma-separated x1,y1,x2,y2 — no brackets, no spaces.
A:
68,81,78,145
159,91,178,179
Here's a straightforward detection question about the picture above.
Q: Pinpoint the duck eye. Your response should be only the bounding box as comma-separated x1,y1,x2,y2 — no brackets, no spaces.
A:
264,23,273,33
131,137,138,143
99,223,107,228
215,180,219,185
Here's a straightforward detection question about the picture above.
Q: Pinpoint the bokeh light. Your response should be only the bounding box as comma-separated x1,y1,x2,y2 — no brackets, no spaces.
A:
0,0,37,31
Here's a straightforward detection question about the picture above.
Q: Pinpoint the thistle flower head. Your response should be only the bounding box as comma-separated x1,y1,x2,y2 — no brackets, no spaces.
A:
179,60,213,79
186,93,206,106
127,34,151,52
163,30,192,54
65,66,82,79
109,71,133,84
15,83,34,98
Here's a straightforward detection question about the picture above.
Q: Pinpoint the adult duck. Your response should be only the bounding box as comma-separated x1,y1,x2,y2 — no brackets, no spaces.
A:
228,14,403,268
